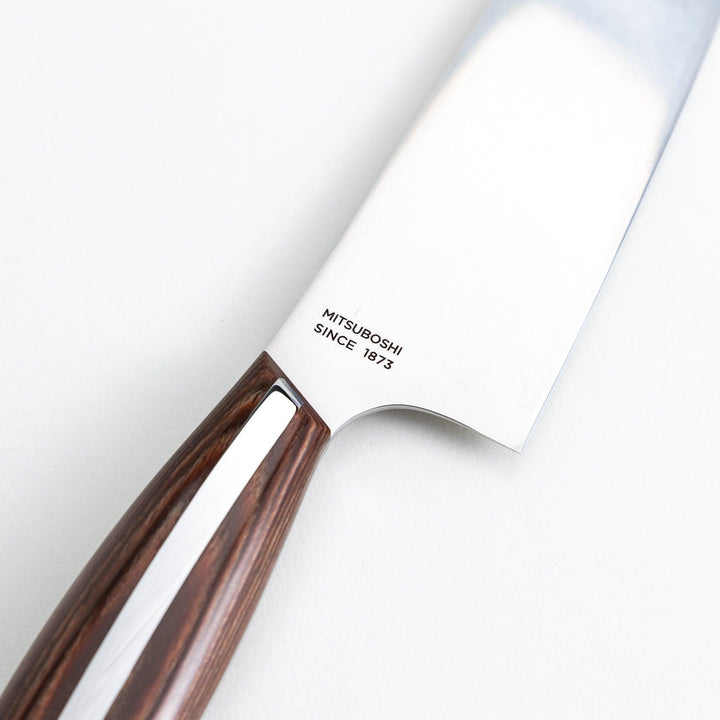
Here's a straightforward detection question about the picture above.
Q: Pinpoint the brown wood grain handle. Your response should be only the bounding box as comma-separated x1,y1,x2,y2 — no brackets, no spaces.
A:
0,352,330,720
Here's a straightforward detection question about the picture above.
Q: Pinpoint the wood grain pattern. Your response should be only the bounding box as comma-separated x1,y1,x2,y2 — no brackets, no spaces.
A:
0,352,329,720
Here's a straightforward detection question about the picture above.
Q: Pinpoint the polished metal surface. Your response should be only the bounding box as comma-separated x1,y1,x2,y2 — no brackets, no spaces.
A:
268,0,720,450
57,391,296,720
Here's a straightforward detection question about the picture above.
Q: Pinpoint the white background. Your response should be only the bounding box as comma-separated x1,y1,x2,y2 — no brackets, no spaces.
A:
1,2,719,718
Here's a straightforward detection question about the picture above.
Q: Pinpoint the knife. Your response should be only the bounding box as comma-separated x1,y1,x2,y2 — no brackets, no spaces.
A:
1,1,719,719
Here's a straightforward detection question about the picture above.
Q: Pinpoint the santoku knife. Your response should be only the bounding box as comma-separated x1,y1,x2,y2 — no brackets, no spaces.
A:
1,1,719,718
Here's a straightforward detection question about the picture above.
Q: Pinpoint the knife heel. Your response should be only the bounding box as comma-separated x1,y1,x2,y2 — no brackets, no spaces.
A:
0,352,330,720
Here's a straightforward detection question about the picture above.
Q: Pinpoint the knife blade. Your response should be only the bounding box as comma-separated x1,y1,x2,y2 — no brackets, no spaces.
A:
1,1,719,719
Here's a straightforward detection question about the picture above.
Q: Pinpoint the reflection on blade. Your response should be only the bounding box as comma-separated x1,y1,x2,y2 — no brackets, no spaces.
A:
269,0,720,450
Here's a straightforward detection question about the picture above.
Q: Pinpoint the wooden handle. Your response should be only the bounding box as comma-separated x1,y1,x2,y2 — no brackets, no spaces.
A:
0,352,330,720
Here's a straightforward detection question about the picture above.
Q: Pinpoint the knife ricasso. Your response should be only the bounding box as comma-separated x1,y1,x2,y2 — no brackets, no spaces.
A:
0,352,329,720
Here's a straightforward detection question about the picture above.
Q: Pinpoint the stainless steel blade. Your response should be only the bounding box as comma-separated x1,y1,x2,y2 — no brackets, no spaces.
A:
268,0,720,450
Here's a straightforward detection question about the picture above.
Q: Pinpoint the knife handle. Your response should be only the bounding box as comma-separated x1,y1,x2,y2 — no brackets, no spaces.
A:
0,352,329,720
